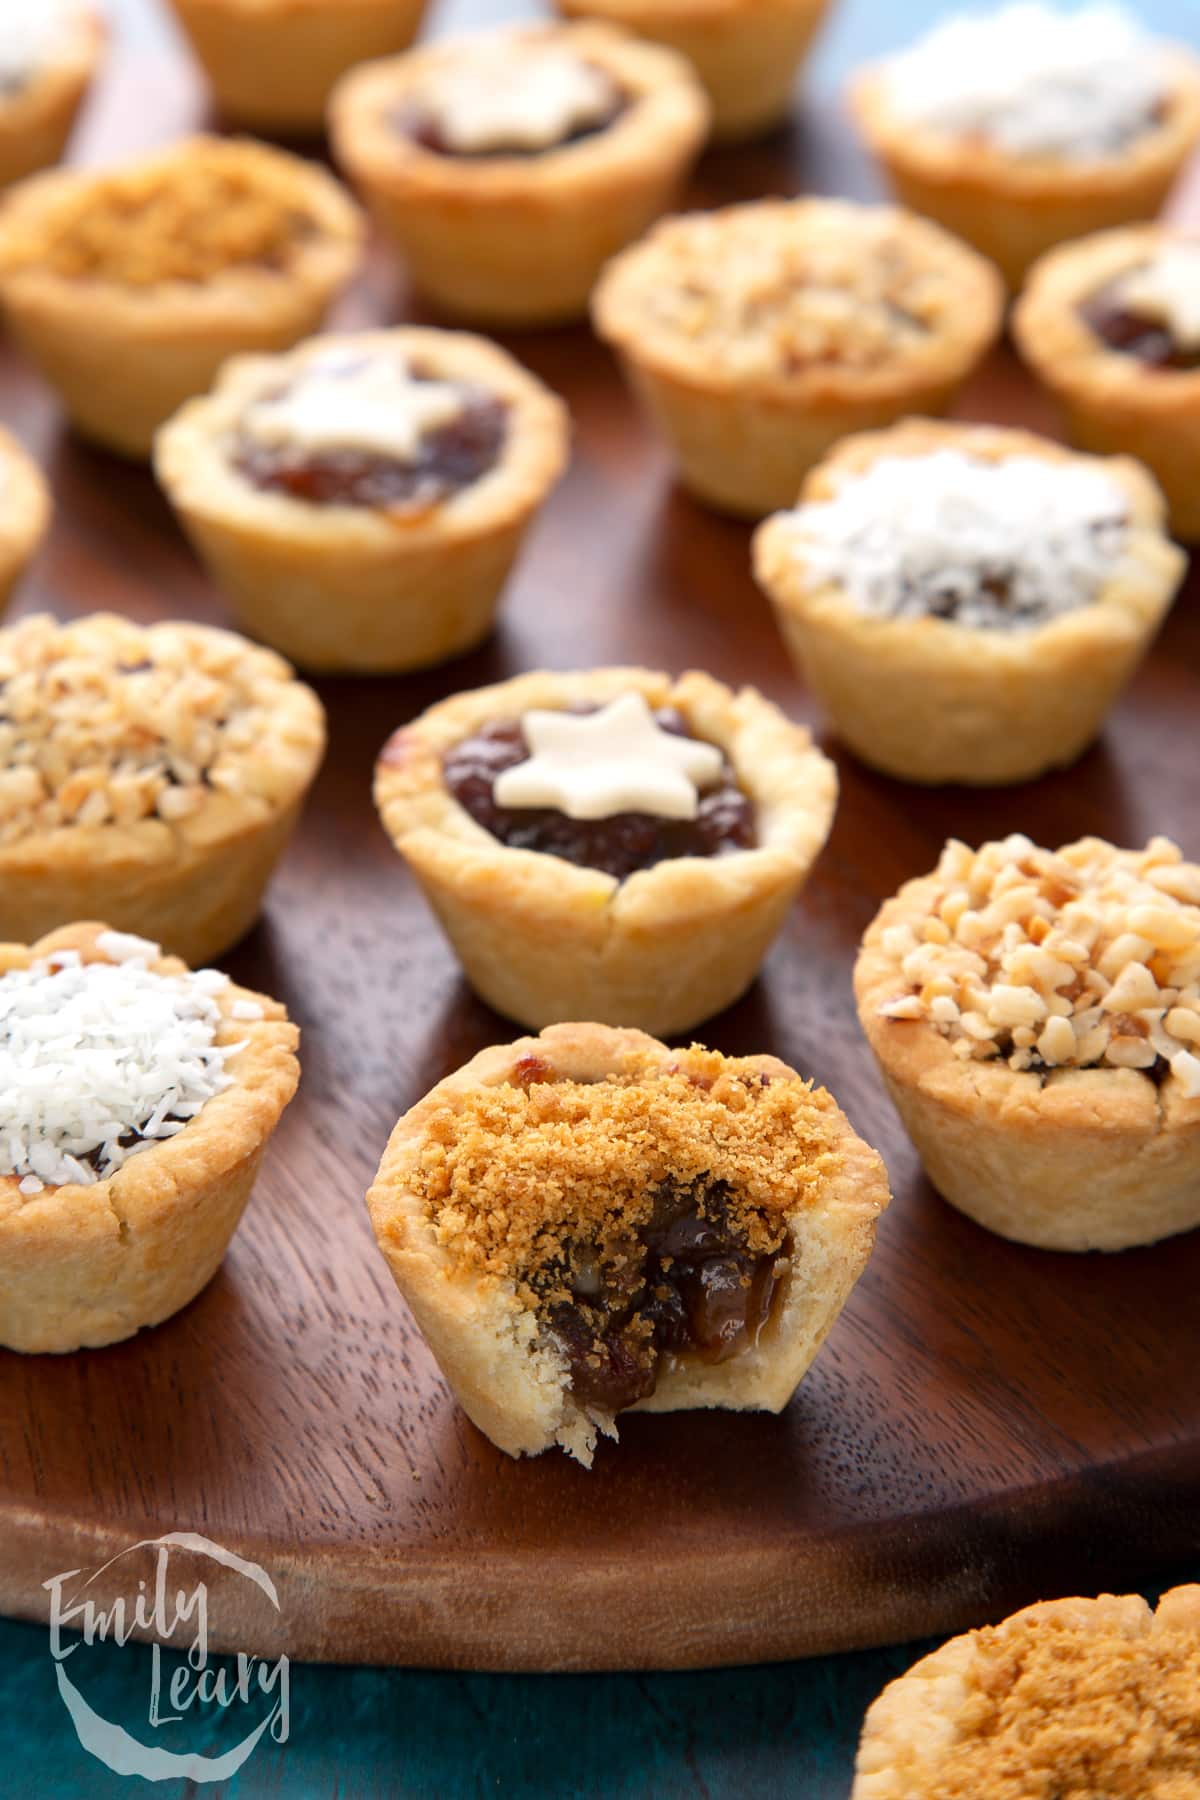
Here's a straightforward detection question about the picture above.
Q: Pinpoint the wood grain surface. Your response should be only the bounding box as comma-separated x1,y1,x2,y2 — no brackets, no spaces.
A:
0,4,1198,1672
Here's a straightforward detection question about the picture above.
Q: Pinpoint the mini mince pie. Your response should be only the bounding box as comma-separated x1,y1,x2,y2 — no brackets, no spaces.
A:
0,135,364,457
591,198,1003,518
0,427,51,618
852,3,1200,289
0,613,326,965
752,420,1184,785
167,0,429,135
1014,225,1200,542
553,0,831,143
328,22,708,327
852,1586,1200,1800
855,833,1200,1252
0,2,104,190
375,668,837,1036
367,1024,890,1463
0,922,299,1353
155,328,569,674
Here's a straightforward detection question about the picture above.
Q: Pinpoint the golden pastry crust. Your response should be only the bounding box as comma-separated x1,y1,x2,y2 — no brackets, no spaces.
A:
592,200,1003,517
328,22,709,326
0,921,300,1353
374,665,838,1036
0,613,326,965
852,51,1200,290
0,135,364,457
852,1586,1200,1800
555,0,830,142
0,427,51,618
367,1023,890,1464
1014,225,1200,541
168,0,429,134
0,6,103,189
155,328,570,674
854,835,1200,1252
752,420,1184,784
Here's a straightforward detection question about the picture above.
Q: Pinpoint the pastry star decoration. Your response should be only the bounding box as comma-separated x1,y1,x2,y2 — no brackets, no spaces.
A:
1120,242,1200,351
493,693,724,822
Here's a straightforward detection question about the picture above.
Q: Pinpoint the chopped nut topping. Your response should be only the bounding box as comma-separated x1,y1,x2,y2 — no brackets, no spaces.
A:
876,834,1200,1092
0,138,319,287
925,1608,1200,1799
0,613,307,845
412,1044,845,1308
602,201,978,383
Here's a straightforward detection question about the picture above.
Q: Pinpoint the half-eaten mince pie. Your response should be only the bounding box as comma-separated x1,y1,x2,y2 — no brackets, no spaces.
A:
851,3,1200,290
752,420,1184,785
0,135,364,457
374,667,838,1036
852,1585,1200,1800
367,1024,890,1463
155,328,570,674
166,0,429,135
591,199,1003,518
855,833,1200,1252
328,22,708,327
0,2,104,190
552,0,830,144
0,922,299,1353
0,613,326,965
0,427,51,619
1014,225,1200,542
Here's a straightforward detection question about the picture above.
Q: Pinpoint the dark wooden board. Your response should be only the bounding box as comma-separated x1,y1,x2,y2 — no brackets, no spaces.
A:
0,15,1198,1671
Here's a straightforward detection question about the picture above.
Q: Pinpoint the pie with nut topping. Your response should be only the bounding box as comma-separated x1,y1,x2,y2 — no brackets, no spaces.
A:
855,833,1200,1251
0,612,326,966
0,134,364,457
591,198,1004,517
366,1023,890,1463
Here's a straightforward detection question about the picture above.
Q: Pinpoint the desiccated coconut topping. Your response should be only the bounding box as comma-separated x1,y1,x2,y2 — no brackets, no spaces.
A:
0,931,255,1192
781,449,1129,629
0,613,302,846
876,835,1200,1092
879,3,1168,162
608,202,969,382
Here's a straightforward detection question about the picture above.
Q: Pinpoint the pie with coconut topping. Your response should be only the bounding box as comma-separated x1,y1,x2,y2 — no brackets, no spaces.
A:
0,922,298,1353
752,419,1184,784
592,199,1003,517
1015,224,1200,542
0,2,103,190
852,1585,1200,1800
851,3,1200,287
855,833,1200,1250
155,328,569,674
366,1023,890,1464
0,135,364,456
0,612,326,965
374,666,837,1036
328,22,708,326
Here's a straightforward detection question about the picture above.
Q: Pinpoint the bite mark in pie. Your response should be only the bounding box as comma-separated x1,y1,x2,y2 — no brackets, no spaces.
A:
367,1024,890,1464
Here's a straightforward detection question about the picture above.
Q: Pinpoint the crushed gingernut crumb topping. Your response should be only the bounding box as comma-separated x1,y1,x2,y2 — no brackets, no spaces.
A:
925,1612,1200,1799
414,1045,845,1308
601,201,981,382
0,613,313,843
0,139,319,287
876,834,1200,1095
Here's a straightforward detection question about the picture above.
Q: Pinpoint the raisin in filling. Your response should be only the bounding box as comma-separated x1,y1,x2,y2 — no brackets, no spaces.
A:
1079,276,1200,371
539,1184,787,1414
392,71,627,159
233,373,508,512
442,708,755,881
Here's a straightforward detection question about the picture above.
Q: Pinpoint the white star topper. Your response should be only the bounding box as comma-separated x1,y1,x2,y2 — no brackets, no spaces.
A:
493,692,724,822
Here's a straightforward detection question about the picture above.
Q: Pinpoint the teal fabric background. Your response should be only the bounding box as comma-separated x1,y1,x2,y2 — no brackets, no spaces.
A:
3,1,1198,1795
